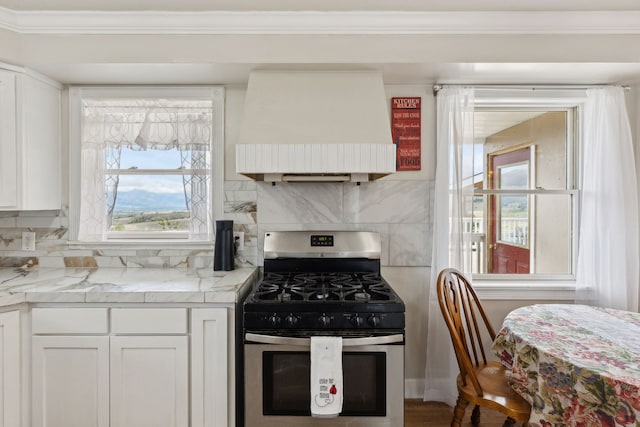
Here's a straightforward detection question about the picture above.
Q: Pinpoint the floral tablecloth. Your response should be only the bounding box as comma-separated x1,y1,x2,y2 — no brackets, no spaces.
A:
492,304,640,427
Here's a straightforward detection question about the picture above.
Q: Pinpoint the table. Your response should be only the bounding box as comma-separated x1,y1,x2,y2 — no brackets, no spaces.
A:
492,304,640,427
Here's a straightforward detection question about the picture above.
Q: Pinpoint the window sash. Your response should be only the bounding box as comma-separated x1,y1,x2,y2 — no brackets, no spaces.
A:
470,189,579,281
107,230,189,240
106,168,207,239
473,189,577,195
471,104,579,281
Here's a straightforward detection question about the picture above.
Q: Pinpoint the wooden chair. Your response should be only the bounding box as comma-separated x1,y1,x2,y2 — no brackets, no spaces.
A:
436,268,531,427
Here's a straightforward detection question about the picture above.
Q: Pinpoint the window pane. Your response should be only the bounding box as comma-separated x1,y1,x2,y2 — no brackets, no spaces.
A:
468,193,573,275
109,175,189,233
498,195,529,246
499,163,528,189
114,147,183,170
497,163,529,246
474,110,568,190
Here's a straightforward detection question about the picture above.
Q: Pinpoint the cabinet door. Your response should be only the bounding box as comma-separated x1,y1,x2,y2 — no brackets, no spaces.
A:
20,74,62,210
110,336,188,427
32,336,109,427
0,311,20,427
0,70,17,208
191,308,228,427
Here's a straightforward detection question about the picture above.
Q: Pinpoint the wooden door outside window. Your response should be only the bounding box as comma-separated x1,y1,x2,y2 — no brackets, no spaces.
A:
488,147,531,274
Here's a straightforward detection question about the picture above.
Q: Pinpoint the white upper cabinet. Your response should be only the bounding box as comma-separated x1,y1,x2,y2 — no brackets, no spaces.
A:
0,70,17,208
0,67,61,211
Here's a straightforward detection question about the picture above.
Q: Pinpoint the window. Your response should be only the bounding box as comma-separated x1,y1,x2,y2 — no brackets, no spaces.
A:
69,87,224,243
466,94,580,279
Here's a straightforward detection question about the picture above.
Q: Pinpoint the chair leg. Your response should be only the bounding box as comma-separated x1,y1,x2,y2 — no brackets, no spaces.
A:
470,405,480,426
451,396,469,427
501,417,516,427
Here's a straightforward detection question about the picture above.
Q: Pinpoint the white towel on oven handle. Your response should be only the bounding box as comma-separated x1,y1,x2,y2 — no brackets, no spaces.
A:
310,336,343,418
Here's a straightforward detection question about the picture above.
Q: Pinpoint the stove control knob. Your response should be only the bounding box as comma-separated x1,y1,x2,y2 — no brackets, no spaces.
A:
318,313,332,328
285,314,299,327
367,314,380,328
267,313,281,327
350,314,364,328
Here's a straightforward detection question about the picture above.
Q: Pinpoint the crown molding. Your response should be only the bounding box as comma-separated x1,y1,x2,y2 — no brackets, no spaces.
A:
1,8,640,35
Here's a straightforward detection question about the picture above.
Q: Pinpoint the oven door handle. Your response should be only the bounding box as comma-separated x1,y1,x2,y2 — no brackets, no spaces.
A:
245,332,404,347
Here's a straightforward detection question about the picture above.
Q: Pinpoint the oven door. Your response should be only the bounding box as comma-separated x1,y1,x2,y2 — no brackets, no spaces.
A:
244,333,404,427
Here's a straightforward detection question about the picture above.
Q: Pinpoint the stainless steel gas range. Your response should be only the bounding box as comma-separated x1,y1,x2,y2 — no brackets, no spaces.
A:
242,231,405,427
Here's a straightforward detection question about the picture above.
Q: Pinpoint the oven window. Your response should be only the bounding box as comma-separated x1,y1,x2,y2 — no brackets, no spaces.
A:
262,352,386,416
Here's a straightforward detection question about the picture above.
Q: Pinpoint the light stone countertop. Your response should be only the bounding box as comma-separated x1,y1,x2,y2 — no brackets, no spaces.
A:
0,266,259,306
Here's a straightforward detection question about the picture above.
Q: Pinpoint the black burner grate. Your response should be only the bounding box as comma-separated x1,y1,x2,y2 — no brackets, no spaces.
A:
253,272,395,303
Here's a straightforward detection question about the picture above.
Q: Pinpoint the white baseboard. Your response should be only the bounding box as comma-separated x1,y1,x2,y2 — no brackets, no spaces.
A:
404,379,425,399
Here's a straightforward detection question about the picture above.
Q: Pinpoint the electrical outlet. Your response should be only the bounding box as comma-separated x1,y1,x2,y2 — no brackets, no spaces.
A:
233,231,245,251
22,231,36,252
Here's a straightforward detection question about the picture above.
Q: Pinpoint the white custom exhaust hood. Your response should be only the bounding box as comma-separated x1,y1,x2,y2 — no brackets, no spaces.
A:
235,70,396,182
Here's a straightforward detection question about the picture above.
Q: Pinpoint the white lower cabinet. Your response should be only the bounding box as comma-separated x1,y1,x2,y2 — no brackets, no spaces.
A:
191,309,228,427
32,336,110,427
31,307,229,427
110,336,189,427
0,310,21,427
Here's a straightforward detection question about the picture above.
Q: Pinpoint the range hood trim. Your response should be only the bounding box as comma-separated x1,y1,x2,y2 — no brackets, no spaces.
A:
236,142,396,182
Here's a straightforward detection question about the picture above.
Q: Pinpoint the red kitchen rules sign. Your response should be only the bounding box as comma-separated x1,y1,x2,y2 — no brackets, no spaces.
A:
391,97,421,171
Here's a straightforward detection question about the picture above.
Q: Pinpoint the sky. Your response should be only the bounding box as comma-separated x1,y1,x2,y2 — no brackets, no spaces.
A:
114,147,187,193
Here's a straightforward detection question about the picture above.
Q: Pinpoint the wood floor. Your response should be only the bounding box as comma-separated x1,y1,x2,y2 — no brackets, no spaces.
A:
405,400,508,427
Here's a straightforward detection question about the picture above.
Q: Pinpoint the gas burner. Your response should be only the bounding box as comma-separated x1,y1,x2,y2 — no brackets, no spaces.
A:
287,284,335,301
353,291,371,302
366,283,395,300
277,293,292,302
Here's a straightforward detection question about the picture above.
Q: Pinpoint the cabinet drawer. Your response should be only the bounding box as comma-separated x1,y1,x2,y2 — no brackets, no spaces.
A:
32,308,109,334
111,308,188,334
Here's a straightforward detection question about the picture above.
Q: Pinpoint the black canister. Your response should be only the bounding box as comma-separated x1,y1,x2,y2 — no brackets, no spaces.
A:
214,220,235,271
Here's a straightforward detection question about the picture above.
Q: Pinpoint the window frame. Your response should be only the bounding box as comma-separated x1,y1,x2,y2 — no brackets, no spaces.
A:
68,86,225,245
471,89,584,282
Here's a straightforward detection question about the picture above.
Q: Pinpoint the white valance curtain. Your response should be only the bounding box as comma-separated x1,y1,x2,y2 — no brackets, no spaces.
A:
78,99,213,241
576,87,639,311
425,87,475,406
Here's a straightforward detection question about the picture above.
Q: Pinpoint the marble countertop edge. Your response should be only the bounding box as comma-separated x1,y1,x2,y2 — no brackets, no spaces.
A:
0,267,258,307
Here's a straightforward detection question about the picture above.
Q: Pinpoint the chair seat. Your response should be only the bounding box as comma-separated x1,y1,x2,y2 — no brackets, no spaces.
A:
457,361,530,421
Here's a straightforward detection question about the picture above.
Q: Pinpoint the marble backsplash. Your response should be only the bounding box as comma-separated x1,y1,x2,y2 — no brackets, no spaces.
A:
0,179,433,269
254,180,433,266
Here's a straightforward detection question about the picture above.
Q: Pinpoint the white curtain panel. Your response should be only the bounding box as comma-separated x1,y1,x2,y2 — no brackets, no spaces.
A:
424,87,475,405
78,142,108,241
576,87,639,311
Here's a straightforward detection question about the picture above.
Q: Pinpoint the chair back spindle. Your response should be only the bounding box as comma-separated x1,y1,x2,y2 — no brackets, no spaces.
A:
437,268,495,396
